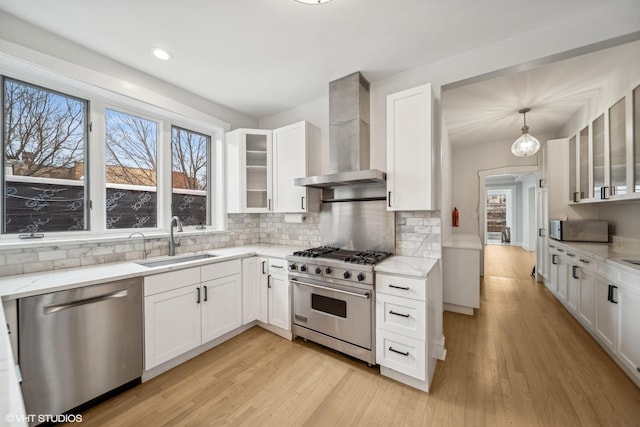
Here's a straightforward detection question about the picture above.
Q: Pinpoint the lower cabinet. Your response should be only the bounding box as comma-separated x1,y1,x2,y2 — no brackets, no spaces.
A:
242,256,291,332
617,284,640,381
577,258,596,328
566,252,579,312
375,266,439,392
144,260,242,370
595,275,618,350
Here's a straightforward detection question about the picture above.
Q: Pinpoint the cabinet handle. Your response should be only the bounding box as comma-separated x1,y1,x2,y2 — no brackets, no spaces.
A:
389,310,410,318
557,248,565,253
579,259,590,264
549,244,556,249
389,284,410,290
611,285,618,304
572,191,579,202
203,285,208,302
267,274,272,288
270,265,284,269
552,255,558,265
196,287,201,304
538,228,545,237
572,265,579,279
268,199,271,211
539,179,544,188
567,253,575,257
388,191,391,208
262,261,266,274
600,187,609,200
388,346,409,357
607,284,612,302
301,196,305,210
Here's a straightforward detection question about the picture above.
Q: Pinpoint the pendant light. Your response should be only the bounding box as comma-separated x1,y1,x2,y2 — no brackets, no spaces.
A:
511,108,540,157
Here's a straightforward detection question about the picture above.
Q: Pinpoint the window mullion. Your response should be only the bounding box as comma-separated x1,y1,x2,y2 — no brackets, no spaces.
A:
89,99,106,233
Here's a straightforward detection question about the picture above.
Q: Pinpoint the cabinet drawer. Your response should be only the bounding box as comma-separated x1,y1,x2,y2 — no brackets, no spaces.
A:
376,293,425,339
267,258,288,276
376,329,426,380
201,259,241,281
145,267,200,296
377,274,426,301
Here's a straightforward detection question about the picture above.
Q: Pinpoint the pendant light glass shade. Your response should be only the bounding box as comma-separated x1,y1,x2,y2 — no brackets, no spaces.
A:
511,108,540,157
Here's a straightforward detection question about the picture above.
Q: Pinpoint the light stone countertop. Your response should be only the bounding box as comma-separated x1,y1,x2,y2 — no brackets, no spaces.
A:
442,234,482,250
375,255,439,278
550,240,640,276
0,243,303,427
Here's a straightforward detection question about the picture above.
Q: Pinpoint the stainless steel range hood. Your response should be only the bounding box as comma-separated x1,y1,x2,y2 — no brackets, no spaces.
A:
294,72,386,188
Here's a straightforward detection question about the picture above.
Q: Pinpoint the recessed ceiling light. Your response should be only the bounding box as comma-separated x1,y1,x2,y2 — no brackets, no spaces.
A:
150,47,172,61
295,0,333,4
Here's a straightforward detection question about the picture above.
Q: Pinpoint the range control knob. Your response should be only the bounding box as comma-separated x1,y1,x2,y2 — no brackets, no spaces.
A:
300,265,307,272
315,267,322,274
357,273,366,282
343,271,351,279
325,267,333,275
289,263,297,270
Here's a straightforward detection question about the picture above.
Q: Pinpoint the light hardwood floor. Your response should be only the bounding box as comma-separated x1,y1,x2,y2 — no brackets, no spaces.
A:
69,245,640,426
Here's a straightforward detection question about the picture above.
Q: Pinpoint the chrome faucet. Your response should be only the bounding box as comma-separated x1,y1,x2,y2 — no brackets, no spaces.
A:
169,216,183,256
128,231,148,260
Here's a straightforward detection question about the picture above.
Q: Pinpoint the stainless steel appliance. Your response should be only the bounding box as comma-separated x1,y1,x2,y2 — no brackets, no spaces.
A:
288,247,392,365
19,278,143,419
549,219,608,242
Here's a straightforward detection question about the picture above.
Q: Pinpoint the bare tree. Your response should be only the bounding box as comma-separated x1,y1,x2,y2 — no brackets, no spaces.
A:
171,127,208,190
105,110,157,186
4,79,85,177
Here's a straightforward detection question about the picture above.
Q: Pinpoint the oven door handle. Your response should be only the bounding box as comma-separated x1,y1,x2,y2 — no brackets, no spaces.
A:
290,279,370,299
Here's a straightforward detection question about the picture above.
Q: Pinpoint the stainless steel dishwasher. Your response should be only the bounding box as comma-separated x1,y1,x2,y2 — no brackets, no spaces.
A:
19,277,143,418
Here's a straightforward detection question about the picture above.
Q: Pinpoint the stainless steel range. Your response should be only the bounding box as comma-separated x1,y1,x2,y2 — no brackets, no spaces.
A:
288,246,392,365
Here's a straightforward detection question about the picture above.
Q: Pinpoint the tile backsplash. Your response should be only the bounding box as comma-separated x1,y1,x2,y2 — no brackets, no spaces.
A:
0,211,442,276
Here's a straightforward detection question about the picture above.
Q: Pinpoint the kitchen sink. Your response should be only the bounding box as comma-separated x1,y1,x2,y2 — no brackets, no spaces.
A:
136,253,218,268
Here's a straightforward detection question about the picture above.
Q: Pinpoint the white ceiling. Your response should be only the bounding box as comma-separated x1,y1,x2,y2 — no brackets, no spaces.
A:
442,40,640,147
0,0,622,121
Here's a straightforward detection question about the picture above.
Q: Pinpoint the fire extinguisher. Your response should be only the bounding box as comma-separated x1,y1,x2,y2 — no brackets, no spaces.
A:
452,207,459,227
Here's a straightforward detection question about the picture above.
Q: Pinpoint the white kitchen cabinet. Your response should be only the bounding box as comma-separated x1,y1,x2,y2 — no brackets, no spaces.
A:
145,284,202,369
556,248,569,302
547,243,559,294
201,274,242,343
617,282,640,382
268,258,290,331
577,257,596,328
272,121,321,213
594,274,617,350
226,128,273,213
566,251,580,313
386,83,437,211
375,263,439,392
144,260,242,369
242,257,268,325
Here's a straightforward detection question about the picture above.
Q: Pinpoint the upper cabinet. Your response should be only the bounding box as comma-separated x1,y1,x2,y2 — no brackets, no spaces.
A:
226,129,273,213
272,121,321,213
569,81,640,204
226,121,320,214
387,84,438,211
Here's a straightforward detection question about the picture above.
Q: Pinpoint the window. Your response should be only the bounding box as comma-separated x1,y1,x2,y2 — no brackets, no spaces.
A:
104,109,158,229
171,126,210,226
2,78,89,234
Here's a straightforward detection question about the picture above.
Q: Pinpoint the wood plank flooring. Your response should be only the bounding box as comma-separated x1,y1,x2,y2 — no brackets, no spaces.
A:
68,245,640,426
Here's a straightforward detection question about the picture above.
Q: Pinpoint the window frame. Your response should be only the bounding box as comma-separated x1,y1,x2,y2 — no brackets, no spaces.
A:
0,64,227,242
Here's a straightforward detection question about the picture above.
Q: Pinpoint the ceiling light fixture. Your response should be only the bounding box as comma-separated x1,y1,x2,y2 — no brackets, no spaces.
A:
511,108,540,157
150,47,172,61
295,0,333,4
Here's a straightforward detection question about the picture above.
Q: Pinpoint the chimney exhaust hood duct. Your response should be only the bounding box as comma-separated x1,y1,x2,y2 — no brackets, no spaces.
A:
294,72,386,188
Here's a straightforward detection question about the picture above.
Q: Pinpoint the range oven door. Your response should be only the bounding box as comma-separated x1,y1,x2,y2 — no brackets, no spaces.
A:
291,278,372,350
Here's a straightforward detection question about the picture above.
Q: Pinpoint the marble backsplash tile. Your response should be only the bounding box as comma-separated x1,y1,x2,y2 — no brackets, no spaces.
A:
0,211,442,276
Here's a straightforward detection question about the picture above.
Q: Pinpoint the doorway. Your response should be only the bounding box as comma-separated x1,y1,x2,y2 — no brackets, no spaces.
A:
485,188,513,245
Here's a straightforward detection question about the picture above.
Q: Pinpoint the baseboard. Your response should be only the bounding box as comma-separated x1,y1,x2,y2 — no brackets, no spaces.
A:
443,302,474,316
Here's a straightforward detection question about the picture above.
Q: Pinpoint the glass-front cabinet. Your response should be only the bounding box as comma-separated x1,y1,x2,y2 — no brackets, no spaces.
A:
569,81,640,204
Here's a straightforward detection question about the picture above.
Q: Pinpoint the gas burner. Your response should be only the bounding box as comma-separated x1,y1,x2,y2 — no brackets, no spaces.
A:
344,251,393,265
292,246,340,258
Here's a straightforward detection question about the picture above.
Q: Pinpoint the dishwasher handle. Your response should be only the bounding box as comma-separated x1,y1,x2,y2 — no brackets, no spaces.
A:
43,289,128,314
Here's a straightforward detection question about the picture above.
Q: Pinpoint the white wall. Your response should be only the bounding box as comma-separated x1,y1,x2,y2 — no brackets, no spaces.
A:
520,173,538,251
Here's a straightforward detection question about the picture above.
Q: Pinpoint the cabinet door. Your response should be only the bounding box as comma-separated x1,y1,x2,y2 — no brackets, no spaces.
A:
608,97,627,197
556,252,568,302
578,126,589,201
568,135,578,202
595,276,618,350
567,260,580,313
273,122,308,213
387,84,435,211
244,257,269,324
201,274,242,343
592,114,606,199
547,245,558,293
268,274,290,331
144,284,201,369
578,265,596,328
617,284,640,380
